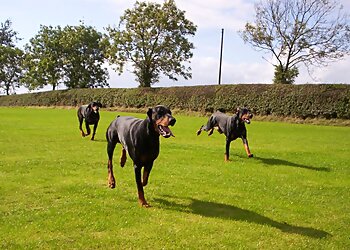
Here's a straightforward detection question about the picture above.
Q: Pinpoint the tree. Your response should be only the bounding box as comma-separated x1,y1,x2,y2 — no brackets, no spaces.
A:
106,0,197,87
61,24,109,89
23,23,109,90
0,19,23,95
22,25,63,91
240,0,350,84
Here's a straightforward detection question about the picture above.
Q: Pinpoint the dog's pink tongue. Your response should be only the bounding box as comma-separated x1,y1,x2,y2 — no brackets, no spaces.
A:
163,126,175,137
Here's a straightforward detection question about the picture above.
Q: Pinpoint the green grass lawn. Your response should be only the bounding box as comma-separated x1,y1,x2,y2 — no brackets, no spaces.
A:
0,107,349,249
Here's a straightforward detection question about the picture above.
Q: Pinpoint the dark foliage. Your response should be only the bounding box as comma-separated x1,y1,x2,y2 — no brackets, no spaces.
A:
0,84,349,119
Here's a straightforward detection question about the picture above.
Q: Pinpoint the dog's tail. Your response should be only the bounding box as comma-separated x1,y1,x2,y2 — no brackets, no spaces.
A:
106,115,121,142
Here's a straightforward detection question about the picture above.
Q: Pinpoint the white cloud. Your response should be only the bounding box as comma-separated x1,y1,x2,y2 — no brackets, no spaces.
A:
297,57,350,84
189,56,273,84
109,0,254,31
122,56,273,88
175,0,254,31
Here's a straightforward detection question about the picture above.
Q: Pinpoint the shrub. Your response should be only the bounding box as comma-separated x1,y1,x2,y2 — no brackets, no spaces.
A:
0,84,349,119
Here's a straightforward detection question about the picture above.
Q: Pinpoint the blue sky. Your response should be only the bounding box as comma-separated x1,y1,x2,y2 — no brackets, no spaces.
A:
1,0,349,90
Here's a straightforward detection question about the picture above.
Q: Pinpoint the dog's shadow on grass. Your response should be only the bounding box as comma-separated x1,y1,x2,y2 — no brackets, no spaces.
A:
252,156,330,172
154,196,330,239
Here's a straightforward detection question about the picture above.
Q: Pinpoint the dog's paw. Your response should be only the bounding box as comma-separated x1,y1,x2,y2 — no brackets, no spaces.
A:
248,154,254,158
196,130,201,136
108,179,116,189
140,201,151,208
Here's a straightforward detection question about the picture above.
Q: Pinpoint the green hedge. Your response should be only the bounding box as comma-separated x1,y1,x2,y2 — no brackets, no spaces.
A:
0,84,349,119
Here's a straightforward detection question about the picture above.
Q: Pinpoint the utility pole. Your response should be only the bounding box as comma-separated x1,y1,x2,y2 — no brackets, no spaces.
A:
218,28,224,85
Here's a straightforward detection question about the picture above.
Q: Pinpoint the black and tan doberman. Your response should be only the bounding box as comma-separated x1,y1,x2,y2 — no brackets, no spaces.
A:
77,102,102,140
197,108,253,161
106,105,176,207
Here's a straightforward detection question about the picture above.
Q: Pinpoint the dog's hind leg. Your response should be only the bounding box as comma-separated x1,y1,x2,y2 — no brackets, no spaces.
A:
197,115,217,136
225,138,232,162
78,117,85,137
197,124,214,136
120,148,127,167
196,125,204,135
107,141,117,188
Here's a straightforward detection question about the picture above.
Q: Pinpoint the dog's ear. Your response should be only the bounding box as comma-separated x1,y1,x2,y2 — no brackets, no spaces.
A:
217,108,226,113
147,108,153,120
86,103,92,110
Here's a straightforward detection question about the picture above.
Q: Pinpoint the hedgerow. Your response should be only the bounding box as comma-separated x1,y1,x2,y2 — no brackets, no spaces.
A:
0,84,349,119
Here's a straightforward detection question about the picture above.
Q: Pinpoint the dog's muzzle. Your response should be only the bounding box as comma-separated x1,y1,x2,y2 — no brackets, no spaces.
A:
169,117,176,126
243,114,253,124
157,117,176,138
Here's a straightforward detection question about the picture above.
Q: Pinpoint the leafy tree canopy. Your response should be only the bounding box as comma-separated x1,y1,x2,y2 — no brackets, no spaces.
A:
0,19,20,47
22,25,63,91
0,19,23,95
61,24,109,89
106,0,197,87
22,23,109,91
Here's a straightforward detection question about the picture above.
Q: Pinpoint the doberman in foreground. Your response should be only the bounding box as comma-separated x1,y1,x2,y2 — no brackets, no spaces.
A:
106,105,176,207
77,102,102,140
197,108,253,161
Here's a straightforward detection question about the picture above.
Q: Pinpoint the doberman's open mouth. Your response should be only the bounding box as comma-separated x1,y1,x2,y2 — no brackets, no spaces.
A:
158,125,174,138
243,118,251,124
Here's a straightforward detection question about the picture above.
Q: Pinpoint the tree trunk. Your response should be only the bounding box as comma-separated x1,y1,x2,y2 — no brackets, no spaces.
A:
139,69,152,87
6,84,10,95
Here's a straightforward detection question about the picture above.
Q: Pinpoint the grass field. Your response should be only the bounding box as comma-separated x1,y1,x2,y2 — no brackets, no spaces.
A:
0,107,349,249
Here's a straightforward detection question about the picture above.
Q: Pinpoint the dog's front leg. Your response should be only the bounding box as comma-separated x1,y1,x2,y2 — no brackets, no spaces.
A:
142,163,153,187
91,123,98,140
135,165,150,208
85,122,91,136
225,138,231,161
242,137,253,158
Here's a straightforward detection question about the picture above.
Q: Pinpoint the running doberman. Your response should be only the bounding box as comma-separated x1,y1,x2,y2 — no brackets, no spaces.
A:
197,108,253,161
77,102,102,140
106,105,176,207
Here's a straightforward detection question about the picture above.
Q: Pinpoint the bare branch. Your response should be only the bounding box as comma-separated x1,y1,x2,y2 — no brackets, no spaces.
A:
239,0,350,83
